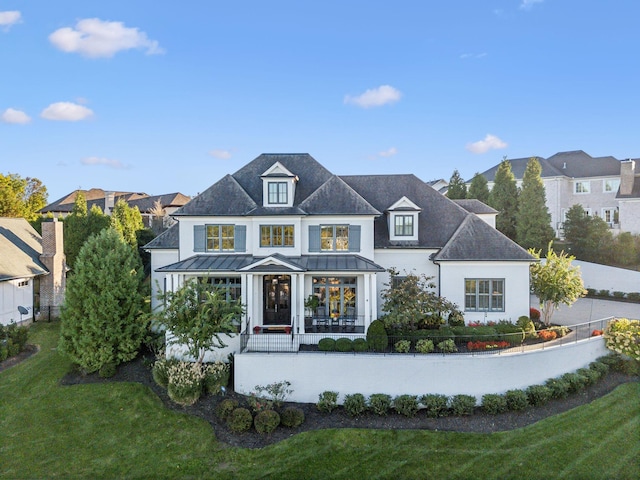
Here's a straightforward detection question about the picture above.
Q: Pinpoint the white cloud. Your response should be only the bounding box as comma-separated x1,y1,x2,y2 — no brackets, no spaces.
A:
40,102,94,121
0,11,21,30
2,108,31,124
520,0,544,10
209,149,232,159
466,134,508,154
378,147,398,158
344,85,402,108
81,157,126,169
49,18,164,58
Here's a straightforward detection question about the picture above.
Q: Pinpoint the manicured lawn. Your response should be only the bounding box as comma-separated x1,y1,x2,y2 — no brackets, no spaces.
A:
1,322,638,479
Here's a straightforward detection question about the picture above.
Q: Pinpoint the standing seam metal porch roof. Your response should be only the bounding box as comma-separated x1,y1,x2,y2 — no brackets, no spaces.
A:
156,254,385,273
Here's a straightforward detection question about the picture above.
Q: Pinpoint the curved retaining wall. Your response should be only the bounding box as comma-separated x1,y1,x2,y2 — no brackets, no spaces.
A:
234,338,609,403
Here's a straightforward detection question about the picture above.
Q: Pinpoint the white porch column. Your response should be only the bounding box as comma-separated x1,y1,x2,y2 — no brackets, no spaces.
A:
369,273,378,326
290,273,298,330
363,273,371,327
246,273,255,330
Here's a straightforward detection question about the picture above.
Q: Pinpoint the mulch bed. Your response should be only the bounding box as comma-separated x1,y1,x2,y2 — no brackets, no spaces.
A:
54,352,638,449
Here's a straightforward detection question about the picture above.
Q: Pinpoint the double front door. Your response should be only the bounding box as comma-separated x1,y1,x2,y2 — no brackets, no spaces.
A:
263,275,291,325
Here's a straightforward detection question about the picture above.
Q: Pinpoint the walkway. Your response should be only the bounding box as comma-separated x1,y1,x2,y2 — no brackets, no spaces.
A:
531,296,640,325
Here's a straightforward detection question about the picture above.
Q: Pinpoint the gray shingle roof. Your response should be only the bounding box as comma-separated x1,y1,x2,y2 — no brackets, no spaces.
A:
174,175,257,216
0,218,48,281
143,223,179,249
452,199,498,215
299,175,380,215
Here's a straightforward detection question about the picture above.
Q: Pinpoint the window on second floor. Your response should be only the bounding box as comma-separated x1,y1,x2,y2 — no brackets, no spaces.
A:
207,225,235,251
268,182,288,204
260,225,294,247
394,215,414,236
603,179,620,193
321,225,349,251
574,181,590,194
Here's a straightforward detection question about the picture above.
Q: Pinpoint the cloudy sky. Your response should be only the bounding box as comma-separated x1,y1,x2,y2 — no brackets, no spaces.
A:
2,1,639,203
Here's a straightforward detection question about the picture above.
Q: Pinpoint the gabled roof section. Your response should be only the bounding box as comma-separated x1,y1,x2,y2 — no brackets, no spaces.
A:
0,218,48,281
172,174,257,216
453,199,498,215
128,193,191,213
433,215,534,262
39,188,148,214
387,196,421,212
299,175,380,215
477,156,559,182
260,161,296,178
143,223,179,249
239,253,304,272
341,174,470,248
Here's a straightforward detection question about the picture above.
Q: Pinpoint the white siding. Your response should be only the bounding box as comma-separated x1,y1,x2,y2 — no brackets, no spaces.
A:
0,278,34,325
149,249,179,311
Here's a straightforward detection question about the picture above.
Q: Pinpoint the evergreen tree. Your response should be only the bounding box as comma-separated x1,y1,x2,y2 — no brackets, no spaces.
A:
563,205,612,263
489,160,519,240
446,169,467,199
516,158,554,251
63,193,110,269
59,228,148,373
110,199,144,248
467,173,490,204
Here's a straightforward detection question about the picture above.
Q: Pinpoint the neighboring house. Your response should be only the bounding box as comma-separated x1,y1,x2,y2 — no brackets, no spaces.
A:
475,150,639,236
616,159,640,234
0,218,66,325
426,178,449,195
146,153,533,344
39,189,190,230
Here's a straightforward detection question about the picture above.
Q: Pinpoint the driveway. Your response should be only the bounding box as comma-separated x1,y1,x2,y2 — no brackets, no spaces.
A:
530,295,640,326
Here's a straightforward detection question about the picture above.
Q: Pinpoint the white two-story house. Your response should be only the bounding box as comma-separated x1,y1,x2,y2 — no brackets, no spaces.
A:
146,154,533,343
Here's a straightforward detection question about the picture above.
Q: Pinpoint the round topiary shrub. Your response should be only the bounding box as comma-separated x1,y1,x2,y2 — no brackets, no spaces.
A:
450,394,476,416
280,406,305,428
420,394,449,418
481,394,507,415
352,338,368,352
254,409,281,434
415,339,434,354
335,338,354,352
366,320,388,352
504,389,529,411
448,310,465,327
318,338,336,352
215,398,238,421
393,395,419,417
343,393,367,417
227,407,253,433
525,385,552,407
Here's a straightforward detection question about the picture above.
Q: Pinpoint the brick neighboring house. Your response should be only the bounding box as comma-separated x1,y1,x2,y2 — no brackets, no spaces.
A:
0,218,66,324
39,189,191,231
475,150,640,236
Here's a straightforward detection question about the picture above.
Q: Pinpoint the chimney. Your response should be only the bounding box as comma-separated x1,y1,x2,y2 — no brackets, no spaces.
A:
104,191,115,215
39,218,66,309
619,160,636,196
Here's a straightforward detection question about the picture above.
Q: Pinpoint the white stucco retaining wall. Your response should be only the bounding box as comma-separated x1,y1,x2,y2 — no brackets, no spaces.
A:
573,260,640,294
235,338,608,404
165,333,240,363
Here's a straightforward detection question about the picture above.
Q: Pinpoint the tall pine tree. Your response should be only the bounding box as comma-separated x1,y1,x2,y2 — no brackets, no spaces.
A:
489,160,519,240
467,173,490,204
63,193,110,269
516,158,555,251
446,169,467,199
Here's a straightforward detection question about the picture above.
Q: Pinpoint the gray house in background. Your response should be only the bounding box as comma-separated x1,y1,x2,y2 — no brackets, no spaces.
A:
475,150,640,237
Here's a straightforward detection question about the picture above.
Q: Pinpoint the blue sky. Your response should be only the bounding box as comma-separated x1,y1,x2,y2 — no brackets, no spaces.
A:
2,1,639,203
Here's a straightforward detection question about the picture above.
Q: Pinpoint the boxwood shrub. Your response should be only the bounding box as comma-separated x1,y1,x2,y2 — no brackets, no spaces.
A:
353,338,368,352
343,393,367,417
450,394,476,416
545,377,570,399
481,394,507,415
505,389,529,411
318,338,336,352
368,393,392,416
317,391,339,413
366,320,389,352
227,407,253,433
254,409,280,434
562,372,588,393
335,338,354,352
525,385,552,406
589,360,609,376
215,398,238,421
576,367,600,385
280,406,305,428
393,395,419,417
420,394,449,417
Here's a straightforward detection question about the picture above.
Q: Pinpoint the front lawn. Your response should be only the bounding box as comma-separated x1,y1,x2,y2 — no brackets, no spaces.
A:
1,322,638,479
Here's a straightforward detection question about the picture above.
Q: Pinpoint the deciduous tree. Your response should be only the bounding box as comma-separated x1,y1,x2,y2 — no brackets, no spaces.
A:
563,204,613,263
0,173,48,221
516,158,554,251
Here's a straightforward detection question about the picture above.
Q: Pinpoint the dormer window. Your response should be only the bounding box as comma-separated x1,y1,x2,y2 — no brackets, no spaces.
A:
387,196,421,242
261,161,297,207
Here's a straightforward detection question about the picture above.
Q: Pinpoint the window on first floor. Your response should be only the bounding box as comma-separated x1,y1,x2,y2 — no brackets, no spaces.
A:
312,276,357,317
465,279,504,312
602,208,618,225
199,276,242,302
206,225,235,252
260,225,294,247
394,215,414,236
321,225,349,251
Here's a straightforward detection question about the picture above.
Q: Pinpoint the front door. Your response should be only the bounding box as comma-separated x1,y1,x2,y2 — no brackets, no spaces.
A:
263,275,291,325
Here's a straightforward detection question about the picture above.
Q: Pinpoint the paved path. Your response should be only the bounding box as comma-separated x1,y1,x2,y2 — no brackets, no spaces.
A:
531,295,640,325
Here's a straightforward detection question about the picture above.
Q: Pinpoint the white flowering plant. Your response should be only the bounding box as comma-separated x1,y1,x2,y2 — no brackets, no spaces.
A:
604,318,640,361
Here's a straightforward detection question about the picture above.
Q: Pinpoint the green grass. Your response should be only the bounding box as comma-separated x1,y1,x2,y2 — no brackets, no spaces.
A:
1,322,638,479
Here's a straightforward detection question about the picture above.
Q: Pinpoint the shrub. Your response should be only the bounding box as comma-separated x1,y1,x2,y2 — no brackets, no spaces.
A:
577,367,600,385
604,318,640,361
419,394,449,417
352,338,368,352
460,326,500,342
166,361,206,406
318,338,336,352
517,316,536,339
494,321,525,345
482,394,507,414
450,395,476,416
612,291,626,299
597,289,610,297
254,410,281,434
525,385,552,406
280,407,305,428
437,339,457,353
0,345,7,362
548,325,570,338
335,338,354,352
505,389,529,411
627,292,640,302
98,363,117,378
215,399,238,421
317,391,339,413
368,394,392,416
343,393,367,417
152,357,173,388
545,377,570,399
227,407,253,433
394,339,411,353
529,307,541,321
538,329,557,341
586,288,597,297
448,310,465,327
203,362,230,395
561,372,588,393
393,395,419,417
366,320,389,352
415,339,435,354
589,360,609,376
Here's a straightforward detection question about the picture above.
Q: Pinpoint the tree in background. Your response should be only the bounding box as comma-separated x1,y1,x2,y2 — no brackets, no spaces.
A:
59,228,148,374
446,169,467,199
0,173,48,221
529,243,586,326
610,232,640,267
563,204,612,264
63,193,110,270
110,199,144,248
516,158,555,251
489,159,519,240
467,173,490,204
